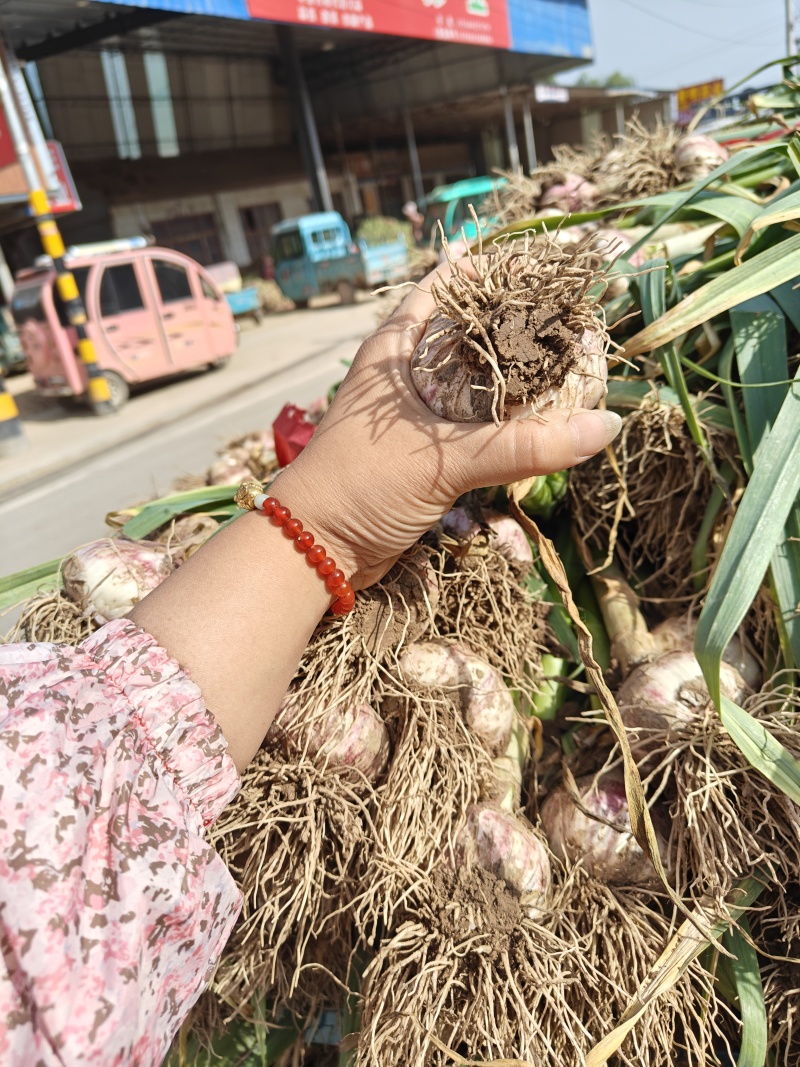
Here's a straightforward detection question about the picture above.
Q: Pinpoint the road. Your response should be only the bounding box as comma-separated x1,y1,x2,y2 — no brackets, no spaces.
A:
0,298,382,577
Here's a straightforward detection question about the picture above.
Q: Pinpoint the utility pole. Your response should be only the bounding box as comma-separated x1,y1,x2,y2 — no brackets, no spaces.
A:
787,0,796,56
0,41,112,414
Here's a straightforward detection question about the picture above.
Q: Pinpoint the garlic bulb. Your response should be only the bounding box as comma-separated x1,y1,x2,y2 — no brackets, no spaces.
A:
410,234,610,425
674,134,728,182
63,538,174,622
457,803,551,914
398,641,516,756
539,172,599,213
617,650,748,736
268,699,390,785
440,508,533,567
651,615,761,691
541,772,667,885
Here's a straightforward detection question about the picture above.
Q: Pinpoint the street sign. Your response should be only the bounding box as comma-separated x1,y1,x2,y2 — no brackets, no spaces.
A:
45,141,82,215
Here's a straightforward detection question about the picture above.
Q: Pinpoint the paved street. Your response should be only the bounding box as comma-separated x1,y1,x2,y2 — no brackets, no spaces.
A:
0,297,383,576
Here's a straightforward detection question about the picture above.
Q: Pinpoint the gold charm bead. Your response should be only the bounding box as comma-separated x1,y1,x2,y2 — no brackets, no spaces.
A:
234,480,264,511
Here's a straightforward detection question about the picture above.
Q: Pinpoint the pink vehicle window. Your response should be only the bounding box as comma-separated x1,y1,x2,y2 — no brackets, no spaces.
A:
99,265,144,317
201,276,220,302
154,261,193,304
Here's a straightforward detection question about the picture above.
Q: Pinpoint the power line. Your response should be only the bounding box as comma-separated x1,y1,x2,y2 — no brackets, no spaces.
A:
609,0,777,47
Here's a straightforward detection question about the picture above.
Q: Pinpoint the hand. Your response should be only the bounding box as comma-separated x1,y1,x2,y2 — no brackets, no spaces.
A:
130,262,622,770
273,264,622,589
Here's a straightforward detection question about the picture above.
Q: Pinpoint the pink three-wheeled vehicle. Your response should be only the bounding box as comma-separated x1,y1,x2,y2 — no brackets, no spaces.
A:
12,240,237,410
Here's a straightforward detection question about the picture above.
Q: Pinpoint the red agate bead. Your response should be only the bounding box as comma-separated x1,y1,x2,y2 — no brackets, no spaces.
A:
296,531,315,552
317,557,336,577
271,505,290,526
307,544,326,565
284,517,303,539
262,496,279,516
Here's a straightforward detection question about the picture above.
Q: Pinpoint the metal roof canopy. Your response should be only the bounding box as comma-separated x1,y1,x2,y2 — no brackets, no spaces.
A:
0,1,581,95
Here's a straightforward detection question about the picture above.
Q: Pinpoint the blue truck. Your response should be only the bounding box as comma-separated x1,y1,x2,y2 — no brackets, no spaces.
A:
272,211,409,308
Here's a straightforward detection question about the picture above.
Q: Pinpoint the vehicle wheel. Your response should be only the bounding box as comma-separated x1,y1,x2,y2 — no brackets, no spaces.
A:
208,355,232,371
337,281,357,306
294,298,310,310
102,370,130,411
252,308,264,325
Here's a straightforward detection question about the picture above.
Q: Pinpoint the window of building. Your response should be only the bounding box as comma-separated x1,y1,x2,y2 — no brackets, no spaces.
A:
154,260,193,304
150,214,222,267
99,265,144,317
101,50,141,161
144,52,179,158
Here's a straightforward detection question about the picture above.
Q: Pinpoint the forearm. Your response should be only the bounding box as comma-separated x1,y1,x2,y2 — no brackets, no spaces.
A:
129,473,337,770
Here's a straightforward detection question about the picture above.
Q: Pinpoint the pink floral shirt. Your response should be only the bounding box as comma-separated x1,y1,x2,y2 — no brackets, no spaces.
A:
0,620,242,1066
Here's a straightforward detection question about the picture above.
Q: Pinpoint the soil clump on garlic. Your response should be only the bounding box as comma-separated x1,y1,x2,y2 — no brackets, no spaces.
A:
411,231,611,425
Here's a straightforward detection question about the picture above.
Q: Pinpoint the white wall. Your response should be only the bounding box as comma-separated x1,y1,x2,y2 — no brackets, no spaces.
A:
110,177,347,266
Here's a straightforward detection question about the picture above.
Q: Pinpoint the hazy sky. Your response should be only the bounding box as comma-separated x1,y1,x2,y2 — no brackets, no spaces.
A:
561,0,790,92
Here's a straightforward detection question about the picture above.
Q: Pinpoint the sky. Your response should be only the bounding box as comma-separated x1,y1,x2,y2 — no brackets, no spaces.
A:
560,0,790,92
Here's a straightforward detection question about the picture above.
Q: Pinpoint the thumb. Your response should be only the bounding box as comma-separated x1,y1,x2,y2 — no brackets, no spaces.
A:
459,408,622,489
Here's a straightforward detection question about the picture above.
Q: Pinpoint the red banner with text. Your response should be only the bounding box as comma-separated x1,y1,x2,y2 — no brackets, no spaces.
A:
247,0,510,48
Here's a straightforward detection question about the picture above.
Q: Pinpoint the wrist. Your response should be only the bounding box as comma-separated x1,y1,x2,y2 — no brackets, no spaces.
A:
264,470,361,592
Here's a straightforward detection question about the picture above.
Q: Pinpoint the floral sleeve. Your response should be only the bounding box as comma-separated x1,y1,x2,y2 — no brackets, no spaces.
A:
0,619,242,1067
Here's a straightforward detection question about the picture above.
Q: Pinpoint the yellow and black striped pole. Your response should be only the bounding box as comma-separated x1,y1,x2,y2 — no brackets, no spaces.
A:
28,189,113,415
0,370,25,455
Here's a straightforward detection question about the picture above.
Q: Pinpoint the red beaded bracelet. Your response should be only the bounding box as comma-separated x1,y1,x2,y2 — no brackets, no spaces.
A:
233,482,355,616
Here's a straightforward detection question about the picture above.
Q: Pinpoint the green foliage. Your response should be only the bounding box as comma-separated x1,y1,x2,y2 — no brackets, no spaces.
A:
355,216,413,248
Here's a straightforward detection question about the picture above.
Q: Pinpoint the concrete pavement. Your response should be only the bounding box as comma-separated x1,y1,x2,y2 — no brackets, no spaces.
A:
0,295,382,500
0,297,382,576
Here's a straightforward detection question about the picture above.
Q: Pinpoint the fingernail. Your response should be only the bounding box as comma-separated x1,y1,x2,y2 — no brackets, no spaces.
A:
571,410,622,459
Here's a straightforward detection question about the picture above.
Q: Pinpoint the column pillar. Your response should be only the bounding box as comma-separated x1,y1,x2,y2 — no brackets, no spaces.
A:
403,106,425,203
522,96,537,171
277,25,333,213
502,87,520,173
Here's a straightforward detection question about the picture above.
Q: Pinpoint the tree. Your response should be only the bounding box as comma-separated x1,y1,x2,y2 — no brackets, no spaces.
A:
575,71,636,88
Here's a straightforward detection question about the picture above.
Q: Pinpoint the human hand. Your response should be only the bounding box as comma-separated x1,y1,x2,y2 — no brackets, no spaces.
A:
272,263,622,589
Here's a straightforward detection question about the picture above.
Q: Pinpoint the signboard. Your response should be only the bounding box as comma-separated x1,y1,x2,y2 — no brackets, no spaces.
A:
534,84,569,104
94,0,593,57
0,106,16,170
247,0,508,47
46,142,82,215
676,79,723,124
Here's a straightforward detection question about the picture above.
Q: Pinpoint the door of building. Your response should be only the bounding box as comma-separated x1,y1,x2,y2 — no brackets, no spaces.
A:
240,202,283,264
150,214,223,267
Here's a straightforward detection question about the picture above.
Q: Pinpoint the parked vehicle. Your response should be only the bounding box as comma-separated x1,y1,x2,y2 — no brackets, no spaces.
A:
206,260,264,325
272,211,409,308
0,311,25,375
11,240,236,410
421,176,506,247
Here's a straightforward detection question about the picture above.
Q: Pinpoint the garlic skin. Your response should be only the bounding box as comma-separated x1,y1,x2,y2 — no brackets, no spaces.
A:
617,650,748,737
268,699,390,785
674,134,728,182
541,773,666,886
457,803,551,914
63,538,174,623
